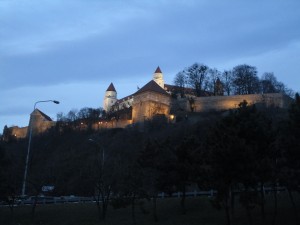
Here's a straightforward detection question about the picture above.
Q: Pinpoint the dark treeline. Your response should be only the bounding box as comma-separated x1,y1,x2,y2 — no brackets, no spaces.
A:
1,94,300,225
174,63,294,97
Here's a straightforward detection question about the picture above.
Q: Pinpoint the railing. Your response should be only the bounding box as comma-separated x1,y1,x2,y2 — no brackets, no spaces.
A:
1,186,286,206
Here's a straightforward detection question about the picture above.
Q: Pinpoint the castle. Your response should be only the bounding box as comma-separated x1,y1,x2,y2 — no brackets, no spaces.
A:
2,66,293,140
103,66,292,125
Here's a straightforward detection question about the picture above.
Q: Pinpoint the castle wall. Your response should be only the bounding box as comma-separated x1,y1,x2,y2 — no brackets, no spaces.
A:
189,93,291,112
132,91,171,123
91,119,132,129
32,120,56,135
8,126,28,139
29,111,56,136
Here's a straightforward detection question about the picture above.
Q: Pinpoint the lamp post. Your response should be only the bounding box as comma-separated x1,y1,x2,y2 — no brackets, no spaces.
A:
21,100,60,197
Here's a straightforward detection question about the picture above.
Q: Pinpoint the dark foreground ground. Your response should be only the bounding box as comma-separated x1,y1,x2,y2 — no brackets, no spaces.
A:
1,192,300,225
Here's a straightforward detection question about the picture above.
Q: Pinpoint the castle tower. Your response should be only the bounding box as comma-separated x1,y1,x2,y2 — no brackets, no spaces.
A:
103,83,117,112
132,80,170,123
28,109,55,136
153,66,164,89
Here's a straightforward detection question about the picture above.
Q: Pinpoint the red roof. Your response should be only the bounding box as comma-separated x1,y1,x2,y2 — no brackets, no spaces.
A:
106,83,116,92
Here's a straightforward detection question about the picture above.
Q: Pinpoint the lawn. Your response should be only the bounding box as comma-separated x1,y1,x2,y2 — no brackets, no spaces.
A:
1,193,299,225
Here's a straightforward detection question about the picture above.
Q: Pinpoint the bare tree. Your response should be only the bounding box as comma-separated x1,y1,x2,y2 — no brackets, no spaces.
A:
174,71,187,97
185,63,210,96
261,72,278,93
67,109,78,122
208,68,222,95
221,70,234,96
232,64,260,95
261,72,295,97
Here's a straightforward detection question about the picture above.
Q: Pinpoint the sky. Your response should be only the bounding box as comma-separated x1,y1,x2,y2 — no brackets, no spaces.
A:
1,0,300,133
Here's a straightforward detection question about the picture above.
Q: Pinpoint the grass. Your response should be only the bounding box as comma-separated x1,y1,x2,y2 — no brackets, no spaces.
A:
1,192,300,225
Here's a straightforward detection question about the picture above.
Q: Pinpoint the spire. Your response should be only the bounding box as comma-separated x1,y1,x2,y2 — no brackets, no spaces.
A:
153,66,164,88
154,66,162,74
106,82,116,92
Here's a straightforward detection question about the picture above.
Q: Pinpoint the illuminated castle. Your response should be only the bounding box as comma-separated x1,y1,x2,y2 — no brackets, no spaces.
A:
103,67,171,124
103,66,292,125
2,66,293,140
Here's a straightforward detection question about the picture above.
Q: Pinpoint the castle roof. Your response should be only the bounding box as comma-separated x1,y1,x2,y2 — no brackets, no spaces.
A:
116,95,134,104
154,66,162,73
106,83,116,92
135,80,169,96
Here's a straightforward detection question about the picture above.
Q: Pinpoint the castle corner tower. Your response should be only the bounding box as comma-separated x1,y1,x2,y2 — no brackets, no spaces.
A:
103,82,117,112
153,66,164,89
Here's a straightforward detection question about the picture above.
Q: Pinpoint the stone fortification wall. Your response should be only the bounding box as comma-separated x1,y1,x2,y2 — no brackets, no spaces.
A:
91,119,132,130
176,93,292,113
8,126,28,139
32,121,56,135
132,91,170,123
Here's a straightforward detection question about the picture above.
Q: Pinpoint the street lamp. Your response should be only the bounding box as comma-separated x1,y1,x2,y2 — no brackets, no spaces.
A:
21,100,60,197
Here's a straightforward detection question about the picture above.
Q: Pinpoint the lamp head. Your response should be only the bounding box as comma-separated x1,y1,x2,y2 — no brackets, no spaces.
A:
53,100,60,104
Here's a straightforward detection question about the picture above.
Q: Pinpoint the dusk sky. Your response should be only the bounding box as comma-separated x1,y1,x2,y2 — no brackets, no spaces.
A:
1,0,300,133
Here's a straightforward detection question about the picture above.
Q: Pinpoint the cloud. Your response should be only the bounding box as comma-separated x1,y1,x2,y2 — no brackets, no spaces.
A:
0,0,149,55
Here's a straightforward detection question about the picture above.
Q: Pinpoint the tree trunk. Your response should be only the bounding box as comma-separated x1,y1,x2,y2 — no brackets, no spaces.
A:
246,205,253,225
9,201,14,223
180,184,187,215
224,191,231,225
152,196,158,222
131,194,136,225
230,186,235,218
271,183,278,225
287,188,299,225
96,201,102,221
102,194,108,220
260,183,266,221
31,195,38,222
93,193,101,221
101,186,111,221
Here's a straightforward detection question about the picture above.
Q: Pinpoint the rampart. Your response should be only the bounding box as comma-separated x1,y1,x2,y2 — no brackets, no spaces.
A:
7,126,28,139
3,93,293,140
177,93,292,113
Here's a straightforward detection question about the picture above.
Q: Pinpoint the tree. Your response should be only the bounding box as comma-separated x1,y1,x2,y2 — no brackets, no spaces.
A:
207,68,222,95
174,136,199,214
173,71,187,97
221,70,234,96
67,109,78,122
105,129,145,225
232,64,260,95
260,72,278,93
0,144,15,221
185,63,210,96
205,101,276,225
88,134,114,221
277,93,300,225
205,111,246,225
138,138,176,222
